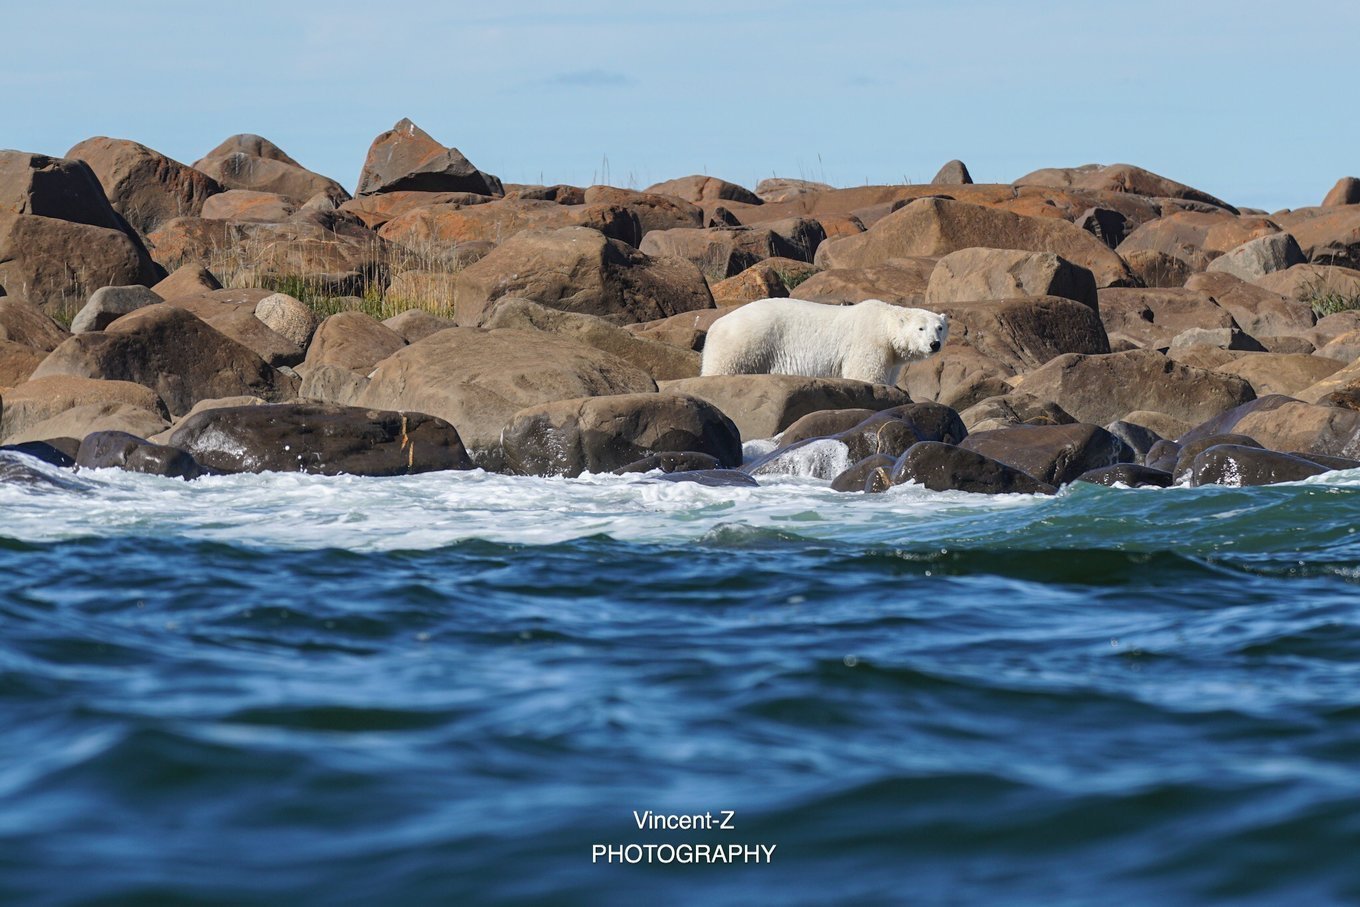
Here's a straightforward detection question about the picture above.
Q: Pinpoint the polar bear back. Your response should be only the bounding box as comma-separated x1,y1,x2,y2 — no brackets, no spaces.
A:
700,298,942,385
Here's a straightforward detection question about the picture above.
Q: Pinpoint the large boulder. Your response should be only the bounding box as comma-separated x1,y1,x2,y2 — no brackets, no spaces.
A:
66,137,223,234
791,258,937,305
1013,163,1235,210
376,198,638,247
0,151,161,311
167,402,472,475
356,328,656,467
502,393,741,477
581,186,704,236
924,248,1097,308
1206,233,1306,281
482,297,699,380
1322,177,1360,208
30,304,296,416
76,430,206,480
452,226,713,326
1273,207,1360,269
338,190,495,230
301,311,406,376
815,198,1133,288
0,374,167,442
1116,211,1281,269
888,441,1056,495
200,189,296,223
192,134,348,205
1212,353,1345,397
639,223,823,281
928,295,1110,373
657,374,910,440
1188,444,1330,487
69,285,163,334
644,175,762,207
356,118,500,196
0,340,44,387
1182,271,1317,339
1096,288,1238,349
0,297,68,350
1013,349,1256,427
1231,401,1360,459
958,422,1133,486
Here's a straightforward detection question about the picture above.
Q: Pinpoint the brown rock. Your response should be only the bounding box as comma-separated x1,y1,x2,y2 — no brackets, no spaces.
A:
959,422,1134,486
0,297,69,350
778,408,880,446
959,392,1074,432
925,248,1096,308
30,304,296,416
1206,233,1305,281
356,118,500,197
66,137,223,234
1212,353,1345,397
1013,348,1256,427
754,178,834,204
644,175,762,207
0,374,167,442
502,393,742,477
481,297,699,381
193,134,348,205
1251,264,1360,316
377,198,639,247
382,309,456,344
1014,163,1235,210
356,328,657,467
200,189,296,223
4,402,170,446
624,306,738,351
932,295,1110,373
1116,211,1281,269
338,191,494,230
1182,271,1316,338
0,340,45,387
709,258,820,305
1097,287,1238,349
638,223,821,281
1223,401,1360,459
791,258,937,305
816,198,1133,288
1322,177,1360,207
1122,249,1195,289
301,312,406,375
830,453,896,492
657,374,910,440
452,227,714,326
152,264,222,299
582,187,704,236
1271,207,1360,269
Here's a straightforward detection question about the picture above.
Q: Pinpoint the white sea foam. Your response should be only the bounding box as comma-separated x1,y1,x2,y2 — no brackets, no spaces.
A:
0,456,1043,551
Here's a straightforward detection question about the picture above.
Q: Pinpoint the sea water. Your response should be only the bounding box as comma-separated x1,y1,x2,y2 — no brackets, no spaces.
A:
2,458,1359,905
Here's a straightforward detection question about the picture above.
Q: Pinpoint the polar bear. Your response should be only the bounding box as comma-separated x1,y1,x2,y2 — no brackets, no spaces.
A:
700,298,948,385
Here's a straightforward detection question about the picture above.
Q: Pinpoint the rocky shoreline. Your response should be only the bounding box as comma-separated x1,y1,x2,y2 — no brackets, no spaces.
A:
4,119,1360,493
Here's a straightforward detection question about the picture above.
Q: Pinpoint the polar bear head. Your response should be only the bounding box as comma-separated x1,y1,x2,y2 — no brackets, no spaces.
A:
866,300,948,361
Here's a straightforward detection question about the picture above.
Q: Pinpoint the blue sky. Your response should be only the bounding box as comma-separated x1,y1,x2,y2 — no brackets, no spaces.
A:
4,1,1355,211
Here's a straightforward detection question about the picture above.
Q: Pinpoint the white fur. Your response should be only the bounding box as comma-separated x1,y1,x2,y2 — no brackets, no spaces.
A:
700,298,948,385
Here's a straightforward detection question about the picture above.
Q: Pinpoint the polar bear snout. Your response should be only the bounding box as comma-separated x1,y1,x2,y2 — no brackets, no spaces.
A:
929,338,942,352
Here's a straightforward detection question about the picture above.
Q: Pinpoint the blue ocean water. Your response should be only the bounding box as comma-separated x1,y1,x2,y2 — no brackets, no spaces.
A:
2,460,1359,905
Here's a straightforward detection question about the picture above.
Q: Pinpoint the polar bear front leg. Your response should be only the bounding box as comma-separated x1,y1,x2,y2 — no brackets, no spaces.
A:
839,342,898,384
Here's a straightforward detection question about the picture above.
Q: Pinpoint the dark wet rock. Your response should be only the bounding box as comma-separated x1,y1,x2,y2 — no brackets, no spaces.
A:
1172,433,1263,482
1188,444,1329,487
961,392,1075,432
75,430,206,480
658,375,911,441
873,402,968,445
1144,439,1182,474
830,453,896,493
889,441,1056,495
654,468,759,488
1289,451,1360,471
167,403,472,476
613,451,721,475
778,408,879,447
0,439,76,468
1075,464,1174,488
958,423,1134,486
1103,420,1163,462
502,392,741,477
